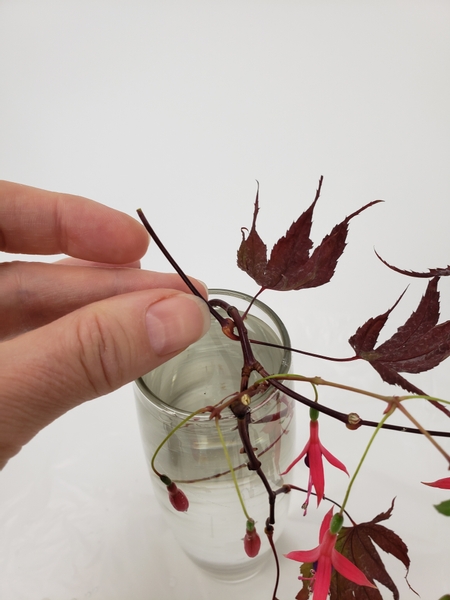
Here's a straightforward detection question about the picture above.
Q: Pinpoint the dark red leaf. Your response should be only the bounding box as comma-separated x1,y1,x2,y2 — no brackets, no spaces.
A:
349,277,450,395
375,250,450,278
236,182,271,287
330,499,413,600
237,177,382,292
257,180,321,290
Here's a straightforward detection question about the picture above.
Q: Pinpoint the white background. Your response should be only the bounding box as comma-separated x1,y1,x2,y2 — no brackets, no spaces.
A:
1,1,450,599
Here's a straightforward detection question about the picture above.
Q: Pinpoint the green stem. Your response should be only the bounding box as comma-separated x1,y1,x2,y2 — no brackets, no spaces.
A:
215,416,251,521
339,409,392,515
255,373,450,406
151,408,206,477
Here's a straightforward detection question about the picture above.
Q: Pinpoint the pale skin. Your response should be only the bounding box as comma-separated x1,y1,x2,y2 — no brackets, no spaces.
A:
0,181,211,469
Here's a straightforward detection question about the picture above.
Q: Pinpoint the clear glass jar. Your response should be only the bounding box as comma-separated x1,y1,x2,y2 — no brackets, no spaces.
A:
134,289,295,581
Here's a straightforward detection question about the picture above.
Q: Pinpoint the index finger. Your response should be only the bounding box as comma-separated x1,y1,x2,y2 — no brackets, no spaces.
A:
0,181,149,263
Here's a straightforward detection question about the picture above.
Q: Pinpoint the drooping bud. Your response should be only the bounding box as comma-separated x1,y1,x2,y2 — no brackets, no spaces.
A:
243,518,261,558
160,475,189,512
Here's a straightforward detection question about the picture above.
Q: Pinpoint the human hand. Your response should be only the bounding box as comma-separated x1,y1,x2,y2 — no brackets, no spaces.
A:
0,181,210,469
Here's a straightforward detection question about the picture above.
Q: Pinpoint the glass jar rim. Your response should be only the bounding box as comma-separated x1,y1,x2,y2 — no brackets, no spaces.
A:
135,288,291,422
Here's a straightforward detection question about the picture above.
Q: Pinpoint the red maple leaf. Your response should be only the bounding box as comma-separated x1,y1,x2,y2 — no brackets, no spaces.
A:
349,277,450,395
237,177,381,293
330,499,413,600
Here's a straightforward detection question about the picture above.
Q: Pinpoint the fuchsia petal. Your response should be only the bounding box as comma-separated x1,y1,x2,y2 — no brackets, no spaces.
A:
320,444,349,475
307,420,348,505
309,440,325,504
281,441,309,475
332,549,377,587
312,555,333,600
285,546,321,563
422,477,450,489
319,507,334,542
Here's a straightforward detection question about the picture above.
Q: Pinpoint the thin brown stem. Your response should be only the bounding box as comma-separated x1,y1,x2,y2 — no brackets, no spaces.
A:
395,400,450,466
249,337,359,362
136,208,227,326
265,524,280,600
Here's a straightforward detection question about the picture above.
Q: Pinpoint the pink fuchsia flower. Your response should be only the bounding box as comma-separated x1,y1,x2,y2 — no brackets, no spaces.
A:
422,477,450,489
282,408,348,510
285,508,377,599
243,518,261,557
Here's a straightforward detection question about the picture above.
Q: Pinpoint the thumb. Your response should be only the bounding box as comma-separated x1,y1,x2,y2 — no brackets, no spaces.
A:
0,289,210,467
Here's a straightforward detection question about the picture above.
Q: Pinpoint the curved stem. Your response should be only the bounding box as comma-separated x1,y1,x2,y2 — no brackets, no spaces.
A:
215,416,251,521
265,524,280,600
151,407,206,477
249,337,359,363
242,287,265,320
395,401,450,465
339,410,392,515
287,484,355,525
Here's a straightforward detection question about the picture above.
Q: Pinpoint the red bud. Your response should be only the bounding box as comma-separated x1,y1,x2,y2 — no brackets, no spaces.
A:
165,480,189,512
243,519,261,558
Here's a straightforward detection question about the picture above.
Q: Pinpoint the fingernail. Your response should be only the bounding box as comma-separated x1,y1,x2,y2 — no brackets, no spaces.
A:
146,294,211,356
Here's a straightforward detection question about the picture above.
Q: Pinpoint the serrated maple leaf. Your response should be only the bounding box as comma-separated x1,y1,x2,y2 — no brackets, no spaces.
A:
237,177,382,292
349,277,450,395
330,499,412,600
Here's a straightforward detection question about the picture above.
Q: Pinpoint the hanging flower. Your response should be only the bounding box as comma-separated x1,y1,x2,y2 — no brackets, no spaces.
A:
243,518,261,557
285,508,376,599
282,408,348,510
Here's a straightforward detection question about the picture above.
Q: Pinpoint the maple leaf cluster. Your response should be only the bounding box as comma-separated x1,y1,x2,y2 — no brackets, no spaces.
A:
238,177,450,398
